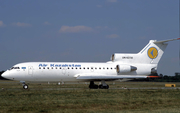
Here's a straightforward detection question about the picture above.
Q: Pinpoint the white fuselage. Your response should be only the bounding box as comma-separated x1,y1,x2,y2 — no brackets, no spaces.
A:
3,62,155,82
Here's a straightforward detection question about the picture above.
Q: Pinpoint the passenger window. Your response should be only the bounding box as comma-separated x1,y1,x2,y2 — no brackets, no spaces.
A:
39,67,41,69
72,67,73,69
107,68,109,69
99,67,101,69
43,67,45,69
111,68,113,69
87,67,89,69
47,67,49,69
60,67,61,69
83,67,85,69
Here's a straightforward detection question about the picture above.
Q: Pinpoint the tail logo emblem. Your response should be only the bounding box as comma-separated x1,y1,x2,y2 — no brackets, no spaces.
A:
148,47,158,59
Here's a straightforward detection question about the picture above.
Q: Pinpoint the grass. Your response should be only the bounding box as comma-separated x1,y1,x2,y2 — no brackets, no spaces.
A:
0,81,180,113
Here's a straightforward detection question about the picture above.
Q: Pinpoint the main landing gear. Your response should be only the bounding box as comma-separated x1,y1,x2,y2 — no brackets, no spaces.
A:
89,81,109,89
89,81,98,89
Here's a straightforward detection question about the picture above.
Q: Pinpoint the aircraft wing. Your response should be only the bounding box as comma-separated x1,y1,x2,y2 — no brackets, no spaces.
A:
75,74,154,80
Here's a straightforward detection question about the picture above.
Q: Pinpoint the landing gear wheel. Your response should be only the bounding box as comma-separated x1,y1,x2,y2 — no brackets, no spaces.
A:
89,84,98,89
89,81,98,89
99,85,103,89
23,84,28,89
99,85,109,89
106,85,109,89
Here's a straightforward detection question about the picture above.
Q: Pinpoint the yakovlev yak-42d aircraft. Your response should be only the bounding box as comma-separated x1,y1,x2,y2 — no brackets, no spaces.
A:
2,38,180,89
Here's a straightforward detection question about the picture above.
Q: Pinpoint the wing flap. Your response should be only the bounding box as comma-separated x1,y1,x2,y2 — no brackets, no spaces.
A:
76,74,148,80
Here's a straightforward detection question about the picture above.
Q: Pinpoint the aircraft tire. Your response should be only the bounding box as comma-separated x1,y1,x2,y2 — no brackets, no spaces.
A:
89,85,98,89
99,84,109,89
106,85,109,89
99,85,103,89
94,85,98,89
23,84,28,89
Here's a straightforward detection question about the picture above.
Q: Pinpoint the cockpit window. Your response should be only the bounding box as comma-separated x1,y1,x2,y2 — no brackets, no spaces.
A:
9,67,14,70
9,67,20,70
14,67,20,69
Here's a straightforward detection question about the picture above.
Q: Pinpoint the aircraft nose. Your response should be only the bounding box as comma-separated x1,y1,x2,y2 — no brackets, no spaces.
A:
1,71,10,80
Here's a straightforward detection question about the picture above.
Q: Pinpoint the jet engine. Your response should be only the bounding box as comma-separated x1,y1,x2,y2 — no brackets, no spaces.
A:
116,65,137,73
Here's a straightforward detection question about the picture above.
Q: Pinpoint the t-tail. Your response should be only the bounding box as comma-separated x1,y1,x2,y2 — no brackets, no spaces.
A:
111,38,180,65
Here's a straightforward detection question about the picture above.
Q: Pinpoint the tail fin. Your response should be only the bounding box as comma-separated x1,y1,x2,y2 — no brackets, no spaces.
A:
138,38,180,64
138,40,167,64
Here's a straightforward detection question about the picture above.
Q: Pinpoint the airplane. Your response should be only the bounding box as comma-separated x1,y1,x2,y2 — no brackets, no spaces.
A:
2,38,180,89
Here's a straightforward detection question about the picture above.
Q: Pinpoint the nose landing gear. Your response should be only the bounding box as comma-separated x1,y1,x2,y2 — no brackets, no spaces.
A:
20,81,28,89
23,84,28,89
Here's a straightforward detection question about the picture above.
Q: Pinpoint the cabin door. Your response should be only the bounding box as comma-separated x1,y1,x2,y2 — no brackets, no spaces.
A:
28,66,33,76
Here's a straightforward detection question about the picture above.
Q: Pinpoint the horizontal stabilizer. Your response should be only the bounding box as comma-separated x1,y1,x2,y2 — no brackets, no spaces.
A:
154,38,180,44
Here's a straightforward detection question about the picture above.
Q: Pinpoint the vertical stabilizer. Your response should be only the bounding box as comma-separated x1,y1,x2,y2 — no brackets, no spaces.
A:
138,40,167,64
138,38,180,64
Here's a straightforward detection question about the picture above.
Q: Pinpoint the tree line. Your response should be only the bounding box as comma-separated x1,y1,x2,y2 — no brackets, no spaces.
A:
129,73,180,82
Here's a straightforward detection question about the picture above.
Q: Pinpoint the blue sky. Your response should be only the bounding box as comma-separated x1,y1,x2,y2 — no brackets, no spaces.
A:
0,0,179,76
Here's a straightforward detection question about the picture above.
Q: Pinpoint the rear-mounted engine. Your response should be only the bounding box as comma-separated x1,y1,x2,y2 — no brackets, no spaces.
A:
116,65,137,73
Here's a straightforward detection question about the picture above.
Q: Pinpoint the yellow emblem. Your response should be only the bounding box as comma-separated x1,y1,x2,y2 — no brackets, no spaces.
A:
148,47,158,59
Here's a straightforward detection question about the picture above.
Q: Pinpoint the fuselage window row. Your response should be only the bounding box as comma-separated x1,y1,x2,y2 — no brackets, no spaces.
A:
39,67,115,70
